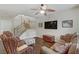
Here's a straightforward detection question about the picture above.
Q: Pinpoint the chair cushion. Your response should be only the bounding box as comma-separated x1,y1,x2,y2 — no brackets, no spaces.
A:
16,44,28,52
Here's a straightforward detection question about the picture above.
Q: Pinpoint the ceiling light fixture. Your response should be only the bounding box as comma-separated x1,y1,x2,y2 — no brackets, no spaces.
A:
41,4,47,10
40,10,45,14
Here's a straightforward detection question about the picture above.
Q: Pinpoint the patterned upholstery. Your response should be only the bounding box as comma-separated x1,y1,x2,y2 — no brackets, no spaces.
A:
0,31,41,54
0,34,12,53
0,31,27,54
43,35,55,43
60,33,77,43
0,33,18,53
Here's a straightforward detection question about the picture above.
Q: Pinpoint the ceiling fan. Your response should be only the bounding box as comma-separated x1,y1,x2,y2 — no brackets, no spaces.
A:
31,4,55,16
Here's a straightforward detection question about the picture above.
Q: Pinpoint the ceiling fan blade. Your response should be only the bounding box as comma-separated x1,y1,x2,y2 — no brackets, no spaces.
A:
31,8,38,10
35,12,39,15
47,9,55,12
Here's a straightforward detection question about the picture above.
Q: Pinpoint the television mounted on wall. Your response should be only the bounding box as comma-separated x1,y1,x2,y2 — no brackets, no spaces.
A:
44,20,57,29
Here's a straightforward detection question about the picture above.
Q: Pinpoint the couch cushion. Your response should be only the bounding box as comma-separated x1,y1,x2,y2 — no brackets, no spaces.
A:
68,43,76,54
42,46,58,54
51,42,70,54
43,35,55,43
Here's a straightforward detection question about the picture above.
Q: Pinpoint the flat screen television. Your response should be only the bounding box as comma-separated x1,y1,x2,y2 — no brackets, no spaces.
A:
44,20,57,29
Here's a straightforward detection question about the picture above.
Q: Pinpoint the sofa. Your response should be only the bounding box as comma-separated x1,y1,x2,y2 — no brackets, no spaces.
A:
41,33,77,54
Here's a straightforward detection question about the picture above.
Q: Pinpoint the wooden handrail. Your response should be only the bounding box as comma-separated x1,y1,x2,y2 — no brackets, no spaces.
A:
13,22,30,36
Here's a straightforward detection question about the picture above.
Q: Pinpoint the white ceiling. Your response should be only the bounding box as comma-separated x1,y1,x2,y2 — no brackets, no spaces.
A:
0,4,77,19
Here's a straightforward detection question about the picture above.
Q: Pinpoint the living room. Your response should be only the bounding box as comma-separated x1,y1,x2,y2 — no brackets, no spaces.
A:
0,4,79,54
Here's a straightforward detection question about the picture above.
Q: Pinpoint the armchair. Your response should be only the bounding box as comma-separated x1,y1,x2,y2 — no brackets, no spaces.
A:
0,31,33,54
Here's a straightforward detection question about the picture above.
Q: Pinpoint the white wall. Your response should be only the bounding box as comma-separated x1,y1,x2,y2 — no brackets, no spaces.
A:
13,15,38,36
0,18,13,33
0,7,79,41
36,7,79,41
13,15,37,28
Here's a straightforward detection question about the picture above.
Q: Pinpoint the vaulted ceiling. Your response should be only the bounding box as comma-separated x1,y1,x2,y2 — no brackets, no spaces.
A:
0,4,77,19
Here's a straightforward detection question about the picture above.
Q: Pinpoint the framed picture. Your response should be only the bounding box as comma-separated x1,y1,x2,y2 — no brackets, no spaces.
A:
62,20,73,28
38,23,43,27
